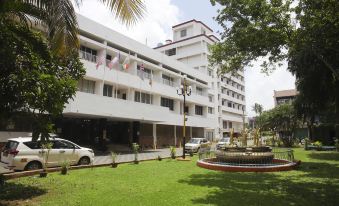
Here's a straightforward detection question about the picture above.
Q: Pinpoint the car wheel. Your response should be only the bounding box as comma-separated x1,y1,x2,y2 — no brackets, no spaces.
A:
78,156,91,165
25,161,42,171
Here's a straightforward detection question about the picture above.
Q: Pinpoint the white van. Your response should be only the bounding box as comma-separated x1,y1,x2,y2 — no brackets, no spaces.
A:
0,137,94,171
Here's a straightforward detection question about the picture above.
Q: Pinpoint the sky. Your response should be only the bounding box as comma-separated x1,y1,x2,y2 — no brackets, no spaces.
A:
75,0,296,117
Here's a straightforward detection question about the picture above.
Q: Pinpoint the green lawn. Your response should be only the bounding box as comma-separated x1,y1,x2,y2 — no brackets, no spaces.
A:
1,148,339,206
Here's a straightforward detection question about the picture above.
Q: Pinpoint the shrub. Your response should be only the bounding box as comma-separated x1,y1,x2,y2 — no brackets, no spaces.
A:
335,139,339,152
157,155,162,161
60,160,70,175
111,151,119,167
132,143,140,163
169,146,176,159
313,141,323,150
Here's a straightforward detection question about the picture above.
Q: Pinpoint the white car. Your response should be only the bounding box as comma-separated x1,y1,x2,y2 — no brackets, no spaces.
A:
185,138,210,153
216,137,230,150
0,137,94,171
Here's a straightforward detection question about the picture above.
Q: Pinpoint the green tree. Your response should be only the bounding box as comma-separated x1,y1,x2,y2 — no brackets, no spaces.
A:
209,0,339,138
260,104,301,147
0,0,146,141
252,103,263,129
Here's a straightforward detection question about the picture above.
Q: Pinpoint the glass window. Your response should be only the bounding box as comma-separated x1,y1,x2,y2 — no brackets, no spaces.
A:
223,121,228,129
53,140,74,149
208,107,213,114
165,48,176,56
229,122,233,128
135,91,152,104
161,97,174,111
196,87,203,96
144,68,152,79
195,105,203,116
208,95,213,102
23,141,42,149
103,84,113,97
162,74,174,86
78,79,95,94
180,29,187,37
79,46,97,62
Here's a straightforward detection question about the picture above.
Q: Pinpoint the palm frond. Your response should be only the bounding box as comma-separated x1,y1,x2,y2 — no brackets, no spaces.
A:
100,0,146,26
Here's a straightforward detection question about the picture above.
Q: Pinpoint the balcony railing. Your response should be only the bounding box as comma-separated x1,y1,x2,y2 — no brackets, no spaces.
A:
79,50,97,63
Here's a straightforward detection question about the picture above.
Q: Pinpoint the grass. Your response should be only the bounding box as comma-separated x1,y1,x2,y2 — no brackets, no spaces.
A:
1,148,339,206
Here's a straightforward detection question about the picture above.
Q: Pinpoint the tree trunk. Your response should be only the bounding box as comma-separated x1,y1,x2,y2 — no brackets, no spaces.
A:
335,80,339,140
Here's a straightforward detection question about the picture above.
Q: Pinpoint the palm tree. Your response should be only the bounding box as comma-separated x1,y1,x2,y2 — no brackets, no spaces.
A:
0,0,146,55
252,103,263,129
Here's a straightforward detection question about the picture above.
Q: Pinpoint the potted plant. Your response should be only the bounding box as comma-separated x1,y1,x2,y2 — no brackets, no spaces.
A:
60,160,70,175
313,141,322,151
111,151,119,168
334,139,339,152
40,142,52,178
169,146,176,159
132,143,140,164
157,155,162,161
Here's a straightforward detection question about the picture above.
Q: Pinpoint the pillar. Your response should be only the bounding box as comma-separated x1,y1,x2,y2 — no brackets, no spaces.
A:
153,124,157,149
174,125,177,146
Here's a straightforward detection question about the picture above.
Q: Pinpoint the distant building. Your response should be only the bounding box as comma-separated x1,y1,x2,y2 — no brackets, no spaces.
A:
273,89,298,106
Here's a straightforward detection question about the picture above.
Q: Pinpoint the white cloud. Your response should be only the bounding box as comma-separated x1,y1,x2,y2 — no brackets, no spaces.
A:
75,0,180,48
245,60,296,117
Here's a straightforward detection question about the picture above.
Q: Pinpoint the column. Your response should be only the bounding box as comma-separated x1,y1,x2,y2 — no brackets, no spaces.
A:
153,124,157,149
174,125,177,146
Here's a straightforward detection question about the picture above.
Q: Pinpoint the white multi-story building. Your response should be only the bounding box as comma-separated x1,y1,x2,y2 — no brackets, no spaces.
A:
154,20,246,140
0,15,246,148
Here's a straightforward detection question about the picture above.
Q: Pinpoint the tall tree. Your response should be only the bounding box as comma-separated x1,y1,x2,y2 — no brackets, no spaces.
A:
252,103,263,129
0,0,146,141
209,0,339,138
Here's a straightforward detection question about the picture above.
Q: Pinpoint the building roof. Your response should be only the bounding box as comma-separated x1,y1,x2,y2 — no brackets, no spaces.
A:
172,19,213,32
153,34,217,49
273,89,298,98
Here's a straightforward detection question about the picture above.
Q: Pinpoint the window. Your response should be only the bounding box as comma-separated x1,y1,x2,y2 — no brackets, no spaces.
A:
79,46,97,62
196,87,203,96
195,105,203,116
53,140,75,149
135,91,152,104
78,79,95,94
165,48,176,56
208,95,213,102
23,141,41,149
184,106,189,114
223,121,228,129
208,69,213,77
194,66,199,70
208,107,213,114
106,54,112,66
144,68,152,79
227,102,232,108
103,84,113,97
180,29,187,37
229,122,233,128
162,74,174,86
161,97,174,111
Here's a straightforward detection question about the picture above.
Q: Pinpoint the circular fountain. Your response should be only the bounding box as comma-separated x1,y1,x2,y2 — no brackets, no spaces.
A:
197,146,300,172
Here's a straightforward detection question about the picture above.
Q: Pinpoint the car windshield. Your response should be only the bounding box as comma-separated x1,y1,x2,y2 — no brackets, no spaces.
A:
188,139,200,144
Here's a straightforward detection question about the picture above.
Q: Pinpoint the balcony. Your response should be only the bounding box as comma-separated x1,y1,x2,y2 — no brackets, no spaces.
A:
64,92,170,122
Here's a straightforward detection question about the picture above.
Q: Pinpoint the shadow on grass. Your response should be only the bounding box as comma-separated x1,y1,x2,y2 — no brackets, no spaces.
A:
178,162,339,206
297,161,339,179
308,152,339,161
0,182,46,205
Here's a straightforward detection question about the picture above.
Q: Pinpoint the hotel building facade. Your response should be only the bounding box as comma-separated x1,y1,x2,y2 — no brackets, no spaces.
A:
0,15,246,148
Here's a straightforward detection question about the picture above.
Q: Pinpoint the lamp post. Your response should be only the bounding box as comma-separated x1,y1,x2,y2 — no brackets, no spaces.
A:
177,75,192,159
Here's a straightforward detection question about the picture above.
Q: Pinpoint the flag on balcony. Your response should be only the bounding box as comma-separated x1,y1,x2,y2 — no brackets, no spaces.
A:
137,64,144,80
122,56,130,70
110,53,120,70
96,54,105,69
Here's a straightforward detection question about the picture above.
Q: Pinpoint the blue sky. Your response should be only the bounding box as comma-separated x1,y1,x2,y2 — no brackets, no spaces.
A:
77,0,296,117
